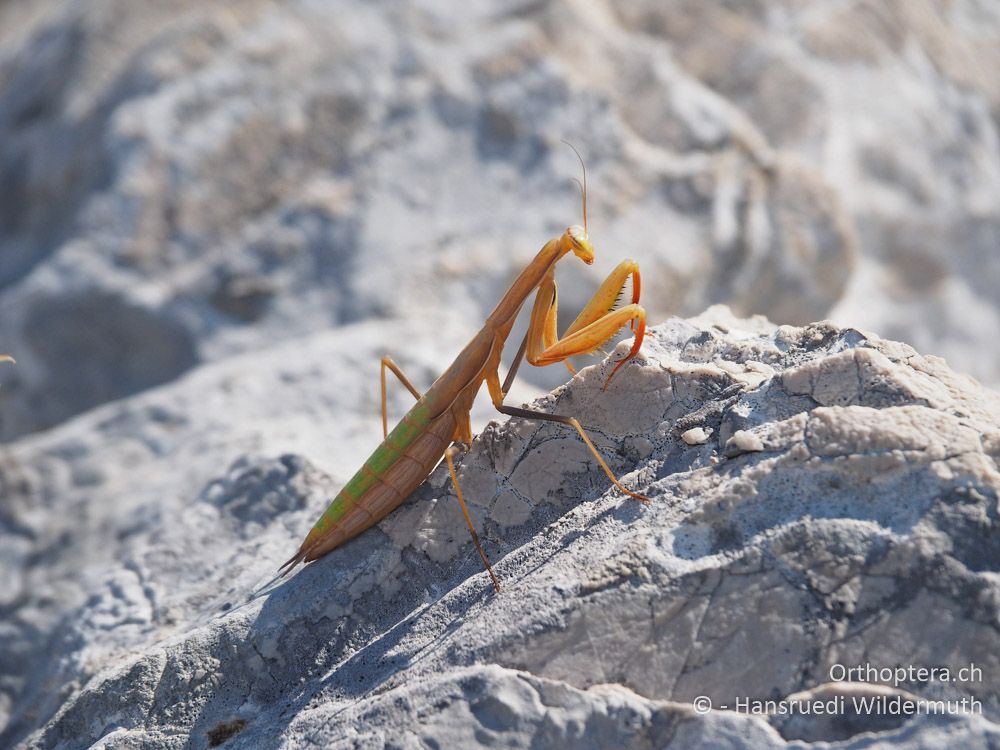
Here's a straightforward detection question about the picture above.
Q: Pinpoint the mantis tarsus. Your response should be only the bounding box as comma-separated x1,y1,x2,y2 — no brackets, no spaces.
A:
279,155,648,592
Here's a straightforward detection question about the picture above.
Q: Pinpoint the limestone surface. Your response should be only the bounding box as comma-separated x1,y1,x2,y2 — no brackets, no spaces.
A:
2,308,999,748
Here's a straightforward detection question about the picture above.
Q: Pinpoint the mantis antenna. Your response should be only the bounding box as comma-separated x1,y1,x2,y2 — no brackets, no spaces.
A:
561,139,588,233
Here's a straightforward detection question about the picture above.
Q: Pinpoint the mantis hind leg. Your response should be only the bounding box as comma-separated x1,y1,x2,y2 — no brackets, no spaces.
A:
445,444,501,593
381,358,499,592
380,355,422,438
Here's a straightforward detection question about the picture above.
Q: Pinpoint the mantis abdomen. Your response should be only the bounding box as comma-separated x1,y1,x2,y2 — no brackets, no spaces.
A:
294,398,460,564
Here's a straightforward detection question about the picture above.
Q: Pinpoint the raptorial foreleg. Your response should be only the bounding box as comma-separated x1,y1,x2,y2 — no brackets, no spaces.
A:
525,260,646,389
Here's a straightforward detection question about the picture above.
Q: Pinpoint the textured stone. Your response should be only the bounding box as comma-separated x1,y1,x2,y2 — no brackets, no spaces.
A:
2,310,1000,748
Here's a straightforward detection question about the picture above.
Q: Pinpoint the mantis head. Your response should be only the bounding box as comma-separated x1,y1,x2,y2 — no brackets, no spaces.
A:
566,224,594,265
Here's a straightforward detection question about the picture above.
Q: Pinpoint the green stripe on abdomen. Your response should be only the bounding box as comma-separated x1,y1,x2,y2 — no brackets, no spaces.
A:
309,401,434,535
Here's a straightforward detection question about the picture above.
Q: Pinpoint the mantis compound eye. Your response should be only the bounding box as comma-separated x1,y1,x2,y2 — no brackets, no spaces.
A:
567,225,594,264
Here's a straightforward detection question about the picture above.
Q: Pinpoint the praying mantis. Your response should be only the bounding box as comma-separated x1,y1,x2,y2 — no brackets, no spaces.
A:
279,152,648,592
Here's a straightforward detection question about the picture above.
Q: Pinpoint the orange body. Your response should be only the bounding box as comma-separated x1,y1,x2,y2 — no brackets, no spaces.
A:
280,226,646,584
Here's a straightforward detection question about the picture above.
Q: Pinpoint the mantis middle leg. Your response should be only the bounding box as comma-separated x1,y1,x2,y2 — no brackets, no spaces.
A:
486,260,649,503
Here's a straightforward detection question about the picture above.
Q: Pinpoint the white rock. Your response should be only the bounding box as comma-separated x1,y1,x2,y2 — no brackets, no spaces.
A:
681,427,710,445
725,429,765,455
2,313,999,749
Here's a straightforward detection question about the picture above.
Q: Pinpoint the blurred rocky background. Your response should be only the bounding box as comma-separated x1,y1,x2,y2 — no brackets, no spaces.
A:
1,0,998,439
1,0,999,748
